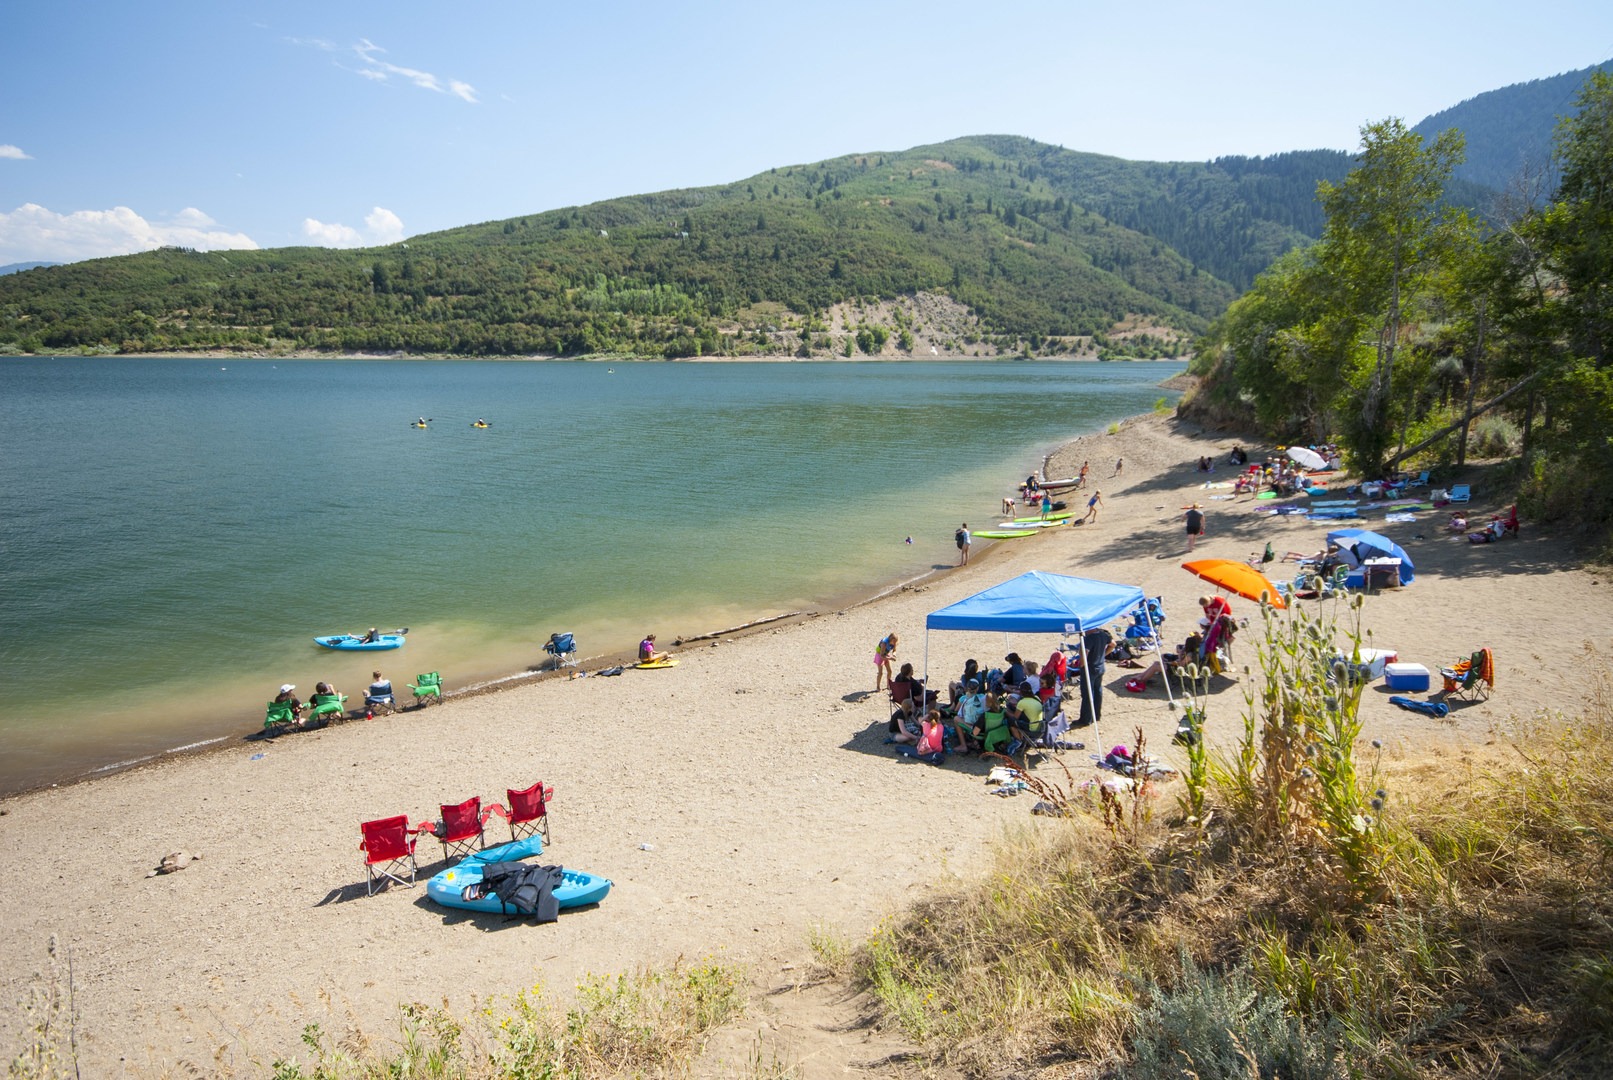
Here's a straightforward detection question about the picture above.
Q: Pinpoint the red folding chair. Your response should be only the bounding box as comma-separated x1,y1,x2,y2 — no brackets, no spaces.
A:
494,781,554,844
359,815,419,895
436,796,488,861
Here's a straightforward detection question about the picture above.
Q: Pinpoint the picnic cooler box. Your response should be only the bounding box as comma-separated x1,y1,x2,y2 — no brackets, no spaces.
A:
1384,662,1431,692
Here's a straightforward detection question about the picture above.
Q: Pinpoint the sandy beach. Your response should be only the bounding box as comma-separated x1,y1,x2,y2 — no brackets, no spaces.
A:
3,411,1609,1076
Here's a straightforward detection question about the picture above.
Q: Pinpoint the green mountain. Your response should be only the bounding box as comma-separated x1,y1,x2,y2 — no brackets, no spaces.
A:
1412,61,1613,191
2,136,1349,359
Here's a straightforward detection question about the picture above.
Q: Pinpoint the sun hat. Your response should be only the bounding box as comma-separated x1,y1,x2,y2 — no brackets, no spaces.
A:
279,683,295,693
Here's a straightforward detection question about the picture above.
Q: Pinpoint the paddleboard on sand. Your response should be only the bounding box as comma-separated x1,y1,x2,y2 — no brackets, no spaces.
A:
1010,511,1075,523
975,529,1039,539
635,657,679,669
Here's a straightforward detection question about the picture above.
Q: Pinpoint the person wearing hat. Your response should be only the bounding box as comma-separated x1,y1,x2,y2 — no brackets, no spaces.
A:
1183,503,1206,551
273,683,303,724
359,627,381,644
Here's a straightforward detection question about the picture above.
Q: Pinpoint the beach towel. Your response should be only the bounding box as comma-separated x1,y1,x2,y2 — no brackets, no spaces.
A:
894,743,946,765
1389,695,1449,718
1385,512,1417,523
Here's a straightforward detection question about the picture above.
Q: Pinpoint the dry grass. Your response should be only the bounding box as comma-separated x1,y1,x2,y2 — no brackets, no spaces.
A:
10,955,746,1080
853,620,1613,1078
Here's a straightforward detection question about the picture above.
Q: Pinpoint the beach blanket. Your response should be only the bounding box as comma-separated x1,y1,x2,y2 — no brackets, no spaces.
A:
894,744,946,765
1389,695,1449,718
1267,505,1310,516
1308,509,1361,519
1385,512,1417,523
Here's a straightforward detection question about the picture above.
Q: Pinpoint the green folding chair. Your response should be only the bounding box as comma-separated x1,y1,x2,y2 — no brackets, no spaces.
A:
306,692,348,723
409,672,443,708
979,709,1012,754
264,700,299,729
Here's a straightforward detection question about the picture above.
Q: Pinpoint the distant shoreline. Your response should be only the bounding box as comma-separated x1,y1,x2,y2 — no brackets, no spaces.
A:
2,350,1190,364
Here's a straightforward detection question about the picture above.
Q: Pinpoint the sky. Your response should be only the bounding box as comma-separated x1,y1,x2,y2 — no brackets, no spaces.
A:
3,1,1612,266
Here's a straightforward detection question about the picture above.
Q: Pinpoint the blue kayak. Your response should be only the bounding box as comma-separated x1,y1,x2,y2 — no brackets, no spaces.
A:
425,835,612,914
314,633,405,651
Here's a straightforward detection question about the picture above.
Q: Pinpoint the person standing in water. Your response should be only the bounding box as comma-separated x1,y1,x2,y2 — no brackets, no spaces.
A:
955,523,971,566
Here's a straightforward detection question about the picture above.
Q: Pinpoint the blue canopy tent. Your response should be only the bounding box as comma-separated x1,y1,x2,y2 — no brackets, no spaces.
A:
924,571,1159,749
1325,528,1415,586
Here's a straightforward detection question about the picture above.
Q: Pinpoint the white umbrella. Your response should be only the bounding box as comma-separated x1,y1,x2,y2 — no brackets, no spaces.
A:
1286,446,1326,470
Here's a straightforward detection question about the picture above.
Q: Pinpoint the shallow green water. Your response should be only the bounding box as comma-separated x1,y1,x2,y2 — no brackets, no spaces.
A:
0,356,1182,792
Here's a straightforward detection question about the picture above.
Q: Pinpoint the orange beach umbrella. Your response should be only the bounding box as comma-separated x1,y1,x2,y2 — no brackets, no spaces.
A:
1181,558,1288,609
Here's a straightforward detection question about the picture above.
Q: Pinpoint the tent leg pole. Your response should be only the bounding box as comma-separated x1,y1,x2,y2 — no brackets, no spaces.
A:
922,632,930,719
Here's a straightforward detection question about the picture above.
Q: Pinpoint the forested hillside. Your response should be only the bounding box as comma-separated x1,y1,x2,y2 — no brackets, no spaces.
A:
0,137,1347,358
1412,61,1613,191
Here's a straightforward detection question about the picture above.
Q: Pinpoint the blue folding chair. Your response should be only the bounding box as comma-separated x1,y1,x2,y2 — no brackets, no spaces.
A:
543,632,578,669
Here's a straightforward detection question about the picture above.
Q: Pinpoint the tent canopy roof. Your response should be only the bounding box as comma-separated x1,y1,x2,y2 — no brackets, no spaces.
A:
1325,528,1416,584
925,571,1145,634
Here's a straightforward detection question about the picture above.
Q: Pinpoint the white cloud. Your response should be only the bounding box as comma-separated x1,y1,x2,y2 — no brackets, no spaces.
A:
0,203,257,264
352,39,478,103
364,207,405,244
302,218,364,247
0,145,32,160
171,207,217,228
302,206,406,249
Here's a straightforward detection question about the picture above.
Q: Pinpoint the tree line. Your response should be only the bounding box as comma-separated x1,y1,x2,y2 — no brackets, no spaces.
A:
1187,72,1613,533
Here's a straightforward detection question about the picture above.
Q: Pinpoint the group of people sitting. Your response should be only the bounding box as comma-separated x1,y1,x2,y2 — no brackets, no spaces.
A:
1449,504,1519,543
272,671,396,727
1123,597,1238,694
886,632,1114,760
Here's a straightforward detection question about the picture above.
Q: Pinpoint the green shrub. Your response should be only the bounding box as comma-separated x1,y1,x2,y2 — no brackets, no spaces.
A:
1127,952,1342,1080
1468,413,1520,457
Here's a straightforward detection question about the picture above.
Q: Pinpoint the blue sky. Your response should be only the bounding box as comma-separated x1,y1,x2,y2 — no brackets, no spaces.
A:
3,1,1611,265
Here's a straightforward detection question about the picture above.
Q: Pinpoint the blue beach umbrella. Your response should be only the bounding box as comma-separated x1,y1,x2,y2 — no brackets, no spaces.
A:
1324,528,1415,585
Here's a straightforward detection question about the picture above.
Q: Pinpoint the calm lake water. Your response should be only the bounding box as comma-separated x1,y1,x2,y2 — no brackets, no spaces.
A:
0,357,1183,793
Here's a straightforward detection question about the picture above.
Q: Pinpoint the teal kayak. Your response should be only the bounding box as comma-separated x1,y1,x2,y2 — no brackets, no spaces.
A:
314,633,405,651
425,835,612,913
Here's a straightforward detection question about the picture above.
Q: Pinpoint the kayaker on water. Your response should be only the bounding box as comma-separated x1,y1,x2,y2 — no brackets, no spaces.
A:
359,627,380,644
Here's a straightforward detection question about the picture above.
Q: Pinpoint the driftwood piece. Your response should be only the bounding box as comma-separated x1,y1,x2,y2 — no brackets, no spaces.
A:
675,611,812,646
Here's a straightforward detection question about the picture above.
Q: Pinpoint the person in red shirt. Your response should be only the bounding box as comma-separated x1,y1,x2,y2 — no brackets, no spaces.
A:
1199,595,1232,624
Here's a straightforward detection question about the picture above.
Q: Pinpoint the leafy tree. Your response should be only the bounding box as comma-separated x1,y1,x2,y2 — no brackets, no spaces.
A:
1315,119,1466,472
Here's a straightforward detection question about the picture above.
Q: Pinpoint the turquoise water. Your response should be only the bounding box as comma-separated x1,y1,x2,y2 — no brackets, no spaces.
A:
0,356,1183,792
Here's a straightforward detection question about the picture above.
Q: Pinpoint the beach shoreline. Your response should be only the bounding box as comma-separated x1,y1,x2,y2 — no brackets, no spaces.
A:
0,391,1167,801
5,408,1608,1075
